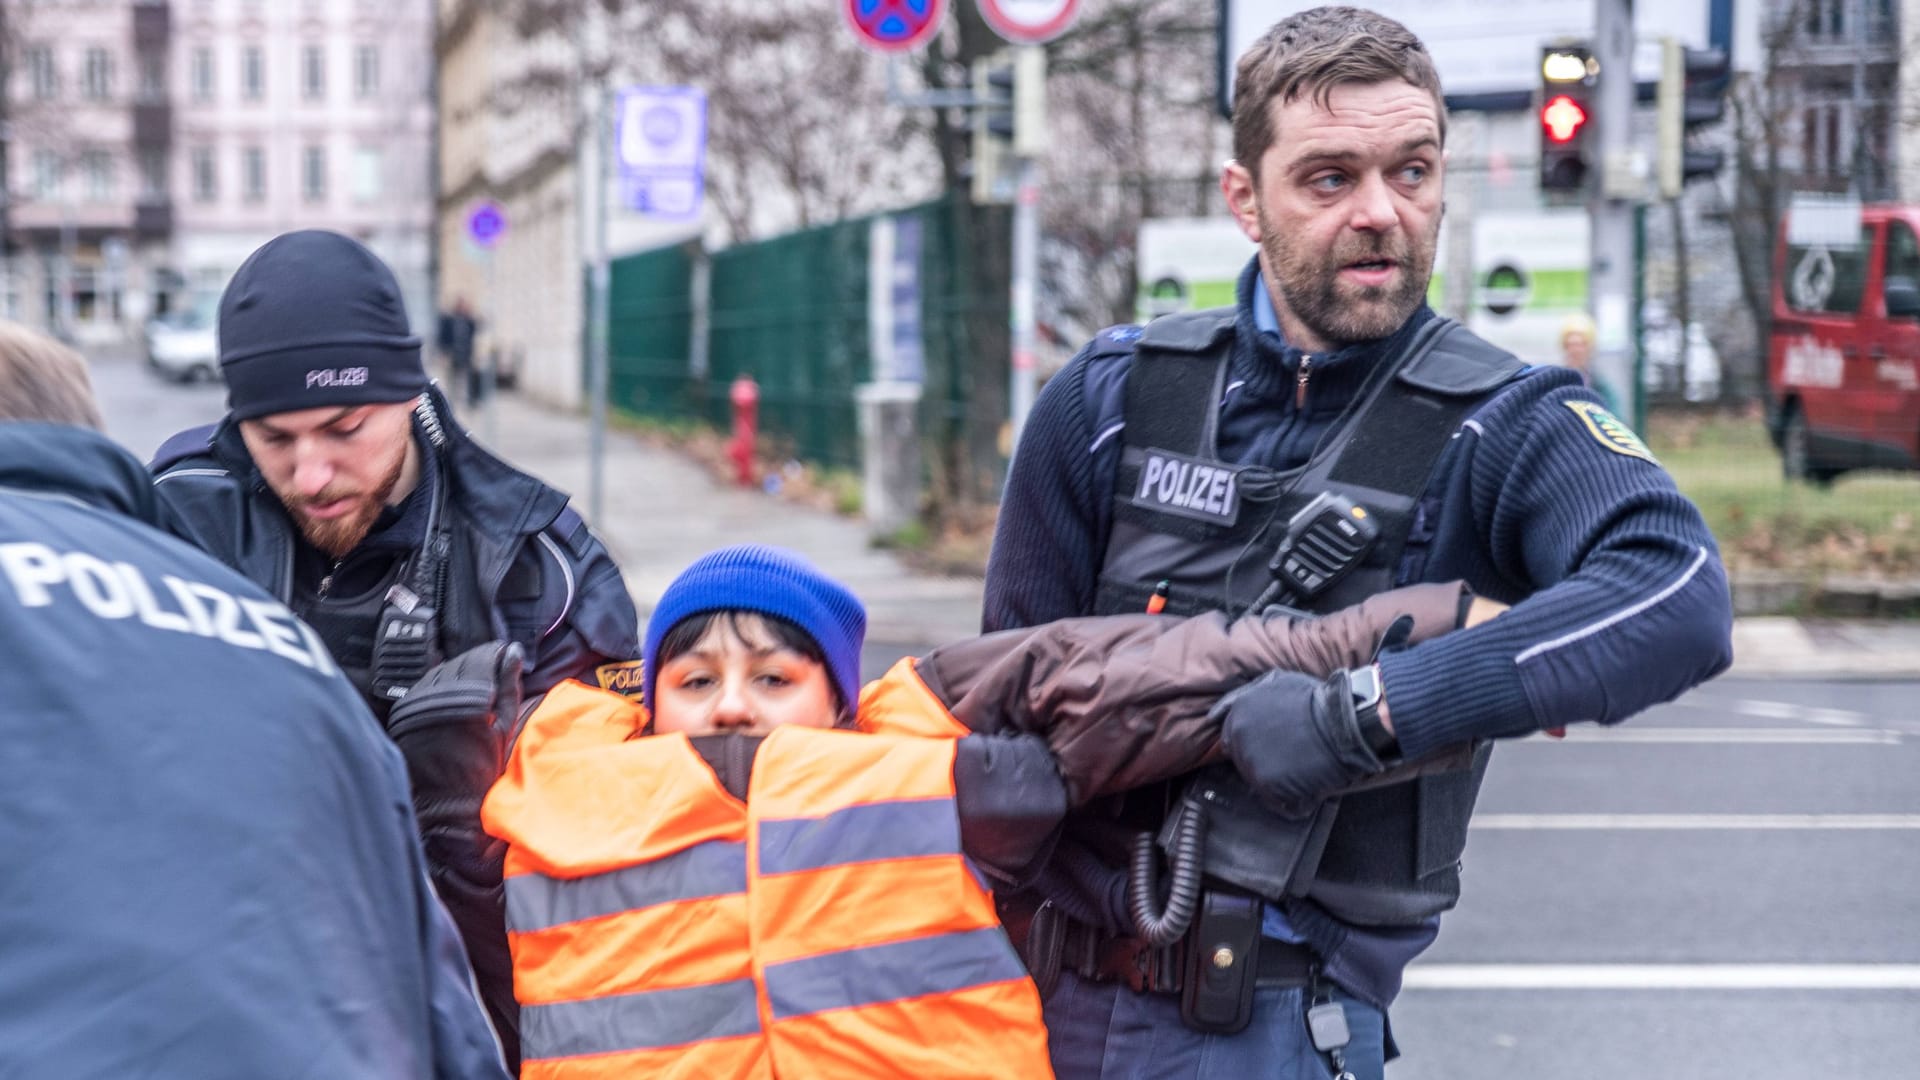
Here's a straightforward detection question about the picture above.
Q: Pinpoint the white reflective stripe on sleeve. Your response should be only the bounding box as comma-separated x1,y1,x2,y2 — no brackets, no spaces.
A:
1515,545,1712,665
534,531,575,639
1088,422,1125,454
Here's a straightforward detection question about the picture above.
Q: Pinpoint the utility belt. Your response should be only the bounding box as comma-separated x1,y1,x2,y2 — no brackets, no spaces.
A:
1025,892,1315,1034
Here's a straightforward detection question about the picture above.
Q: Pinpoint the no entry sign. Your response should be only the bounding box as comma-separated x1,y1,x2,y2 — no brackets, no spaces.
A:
979,0,1078,44
844,0,945,52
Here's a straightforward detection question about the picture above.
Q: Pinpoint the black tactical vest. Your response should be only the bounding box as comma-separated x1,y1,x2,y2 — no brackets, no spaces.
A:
1098,308,1524,927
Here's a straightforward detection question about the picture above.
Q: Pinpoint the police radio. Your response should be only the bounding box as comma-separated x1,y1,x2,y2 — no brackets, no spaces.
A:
1249,492,1381,614
370,453,450,702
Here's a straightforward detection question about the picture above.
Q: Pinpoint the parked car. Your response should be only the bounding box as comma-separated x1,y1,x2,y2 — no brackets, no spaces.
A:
1768,203,1920,484
144,296,221,383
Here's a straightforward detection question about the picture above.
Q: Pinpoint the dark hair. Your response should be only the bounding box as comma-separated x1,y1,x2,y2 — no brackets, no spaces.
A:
1231,5,1447,180
655,609,852,721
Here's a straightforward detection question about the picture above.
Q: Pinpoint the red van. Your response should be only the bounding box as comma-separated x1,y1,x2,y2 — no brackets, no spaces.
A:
1769,203,1920,483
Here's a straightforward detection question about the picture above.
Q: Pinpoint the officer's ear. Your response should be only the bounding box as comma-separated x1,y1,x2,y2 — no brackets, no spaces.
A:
1220,160,1262,245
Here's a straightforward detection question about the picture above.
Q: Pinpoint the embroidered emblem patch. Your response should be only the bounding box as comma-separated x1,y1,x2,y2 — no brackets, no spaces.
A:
1131,448,1241,526
1565,400,1657,464
595,659,646,701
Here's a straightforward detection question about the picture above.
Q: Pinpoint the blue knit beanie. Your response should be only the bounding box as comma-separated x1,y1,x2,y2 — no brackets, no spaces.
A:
642,545,867,713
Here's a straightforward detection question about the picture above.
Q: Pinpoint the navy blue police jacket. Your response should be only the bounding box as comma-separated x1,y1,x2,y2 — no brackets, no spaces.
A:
0,422,509,1080
985,260,1735,1006
148,383,641,1071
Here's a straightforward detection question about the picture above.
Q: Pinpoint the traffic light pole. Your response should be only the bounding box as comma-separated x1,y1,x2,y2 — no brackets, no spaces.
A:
1591,0,1638,423
1010,154,1039,446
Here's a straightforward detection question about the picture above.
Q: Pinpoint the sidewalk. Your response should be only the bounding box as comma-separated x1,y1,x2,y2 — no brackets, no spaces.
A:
469,392,984,648
471,391,1920,677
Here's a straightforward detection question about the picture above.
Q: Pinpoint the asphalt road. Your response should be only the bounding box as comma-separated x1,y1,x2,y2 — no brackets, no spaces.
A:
95,348,1918,1079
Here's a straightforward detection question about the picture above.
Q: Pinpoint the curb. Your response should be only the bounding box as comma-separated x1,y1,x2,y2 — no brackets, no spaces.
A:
1730,573,1920,619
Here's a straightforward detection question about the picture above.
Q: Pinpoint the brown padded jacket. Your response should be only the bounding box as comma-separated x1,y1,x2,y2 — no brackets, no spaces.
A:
896,581,1470,805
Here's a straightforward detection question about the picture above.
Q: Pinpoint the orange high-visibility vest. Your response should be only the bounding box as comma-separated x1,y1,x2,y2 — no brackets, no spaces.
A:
483,681,1052,1080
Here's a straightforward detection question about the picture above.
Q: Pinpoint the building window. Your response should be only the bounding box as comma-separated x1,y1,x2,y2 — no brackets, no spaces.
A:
303,145,327,202
354,44,379,99
243,146,266,202
28,45,56,100
32,151,62,199
83,47,112,101
83,152,115,202
191,47,214,101
192,146,217,203
352,146,383,202
242,45,263,101
303,44,325,101
138,49,166,101
140,148,168,200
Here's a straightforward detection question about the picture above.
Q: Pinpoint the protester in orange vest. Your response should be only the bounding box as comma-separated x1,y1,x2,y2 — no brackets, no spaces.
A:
484,545,1491,1079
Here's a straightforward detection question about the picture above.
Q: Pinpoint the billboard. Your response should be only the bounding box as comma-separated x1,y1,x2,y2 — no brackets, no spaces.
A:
1219,0,1731,108
1138,209,1588,365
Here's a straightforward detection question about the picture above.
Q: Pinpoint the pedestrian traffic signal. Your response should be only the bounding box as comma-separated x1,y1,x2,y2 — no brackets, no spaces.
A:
1539,43,1596,195
1656,39,1730,197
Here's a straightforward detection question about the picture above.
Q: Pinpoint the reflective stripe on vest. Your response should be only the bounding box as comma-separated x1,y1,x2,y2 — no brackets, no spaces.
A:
487,684,1052,1079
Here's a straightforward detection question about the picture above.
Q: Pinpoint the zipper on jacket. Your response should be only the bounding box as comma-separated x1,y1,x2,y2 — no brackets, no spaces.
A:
1295,355,1313,410
317,559,343,598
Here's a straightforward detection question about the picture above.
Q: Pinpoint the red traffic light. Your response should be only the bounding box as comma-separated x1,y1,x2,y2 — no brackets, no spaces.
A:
1542,95,1587,143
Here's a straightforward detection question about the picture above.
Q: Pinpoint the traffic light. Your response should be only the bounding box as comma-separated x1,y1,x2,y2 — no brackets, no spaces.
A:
970,51,1015,204
969,47,1046,205
1656,39,1730,197
1538,43,1596,195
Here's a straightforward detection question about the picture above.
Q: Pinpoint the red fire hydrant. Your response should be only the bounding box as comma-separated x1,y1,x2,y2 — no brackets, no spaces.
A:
726,373,759,488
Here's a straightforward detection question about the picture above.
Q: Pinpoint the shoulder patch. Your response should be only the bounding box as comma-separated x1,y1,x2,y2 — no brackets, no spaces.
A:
594,658,646,701
1085,324,1144,358
1565,400,1657,464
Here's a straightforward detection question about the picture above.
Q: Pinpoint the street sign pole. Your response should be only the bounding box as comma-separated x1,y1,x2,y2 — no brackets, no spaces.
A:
1010,154,1039,445
587,86,611,527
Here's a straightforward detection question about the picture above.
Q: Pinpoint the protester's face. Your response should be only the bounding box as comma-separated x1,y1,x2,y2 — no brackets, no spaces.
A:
240,400,418,557
1222,80,1444,353
651,614,837,737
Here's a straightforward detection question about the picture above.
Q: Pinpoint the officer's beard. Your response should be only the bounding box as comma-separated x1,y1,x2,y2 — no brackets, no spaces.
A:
288,450,407,559
1260,206,1438,349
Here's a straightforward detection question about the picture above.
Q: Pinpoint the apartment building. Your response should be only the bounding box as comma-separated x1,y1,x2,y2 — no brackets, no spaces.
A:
4,0,174,343
171,0,436,335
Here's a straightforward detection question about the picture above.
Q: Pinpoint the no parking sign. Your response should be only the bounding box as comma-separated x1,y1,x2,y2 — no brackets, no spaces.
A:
843,0,945,52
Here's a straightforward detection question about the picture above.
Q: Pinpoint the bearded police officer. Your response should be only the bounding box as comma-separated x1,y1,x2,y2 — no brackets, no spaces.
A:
150,230,642,1072
0,322,507,1079
983,8,1734,1078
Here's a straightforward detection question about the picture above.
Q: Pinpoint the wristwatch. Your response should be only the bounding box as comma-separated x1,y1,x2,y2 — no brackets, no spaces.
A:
1347,664,1399,761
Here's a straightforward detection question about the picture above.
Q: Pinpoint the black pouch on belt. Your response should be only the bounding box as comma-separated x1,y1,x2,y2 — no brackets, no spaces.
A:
1179,891,1263,1034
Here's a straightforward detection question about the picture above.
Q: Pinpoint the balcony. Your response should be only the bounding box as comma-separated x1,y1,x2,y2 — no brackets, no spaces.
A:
134,102,172,148
133,2,172,48
135,199,174,240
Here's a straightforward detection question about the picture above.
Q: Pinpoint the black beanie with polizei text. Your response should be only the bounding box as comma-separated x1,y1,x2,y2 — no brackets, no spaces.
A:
218,230,429,421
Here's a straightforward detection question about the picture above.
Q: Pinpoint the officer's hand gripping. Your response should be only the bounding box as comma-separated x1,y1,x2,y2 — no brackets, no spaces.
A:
1212,668,1383,816
384,641,526,885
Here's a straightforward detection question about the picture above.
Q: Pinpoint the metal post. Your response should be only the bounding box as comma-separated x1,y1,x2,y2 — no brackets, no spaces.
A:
1008,155,1038,446
1590,0,1638,423
586,88,611,526
484,246,499,446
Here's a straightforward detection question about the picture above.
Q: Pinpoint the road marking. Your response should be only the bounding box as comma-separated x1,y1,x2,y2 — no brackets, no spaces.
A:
1530,727,1900,744
1404,964,1920,991
1731,699,1867,726
1472,813,1920,830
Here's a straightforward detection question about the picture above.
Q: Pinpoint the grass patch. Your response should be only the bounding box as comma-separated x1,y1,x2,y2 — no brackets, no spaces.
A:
1648,410,1920,576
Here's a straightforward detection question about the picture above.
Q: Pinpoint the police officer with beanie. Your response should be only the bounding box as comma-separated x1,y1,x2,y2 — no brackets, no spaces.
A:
984,7,1733,1077
151,229,642,1071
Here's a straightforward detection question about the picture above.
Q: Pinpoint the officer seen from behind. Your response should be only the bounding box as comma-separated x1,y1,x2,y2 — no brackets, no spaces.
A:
0,322,506,1079
150,230,642,1072
983,7,1734,1077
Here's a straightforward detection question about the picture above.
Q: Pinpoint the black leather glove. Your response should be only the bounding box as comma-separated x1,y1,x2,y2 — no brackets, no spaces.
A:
383,641,525,1070
1212,668,1383,815
385,642,524,879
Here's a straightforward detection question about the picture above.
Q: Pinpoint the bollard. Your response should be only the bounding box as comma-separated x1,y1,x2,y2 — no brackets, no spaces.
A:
727,373,760,487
